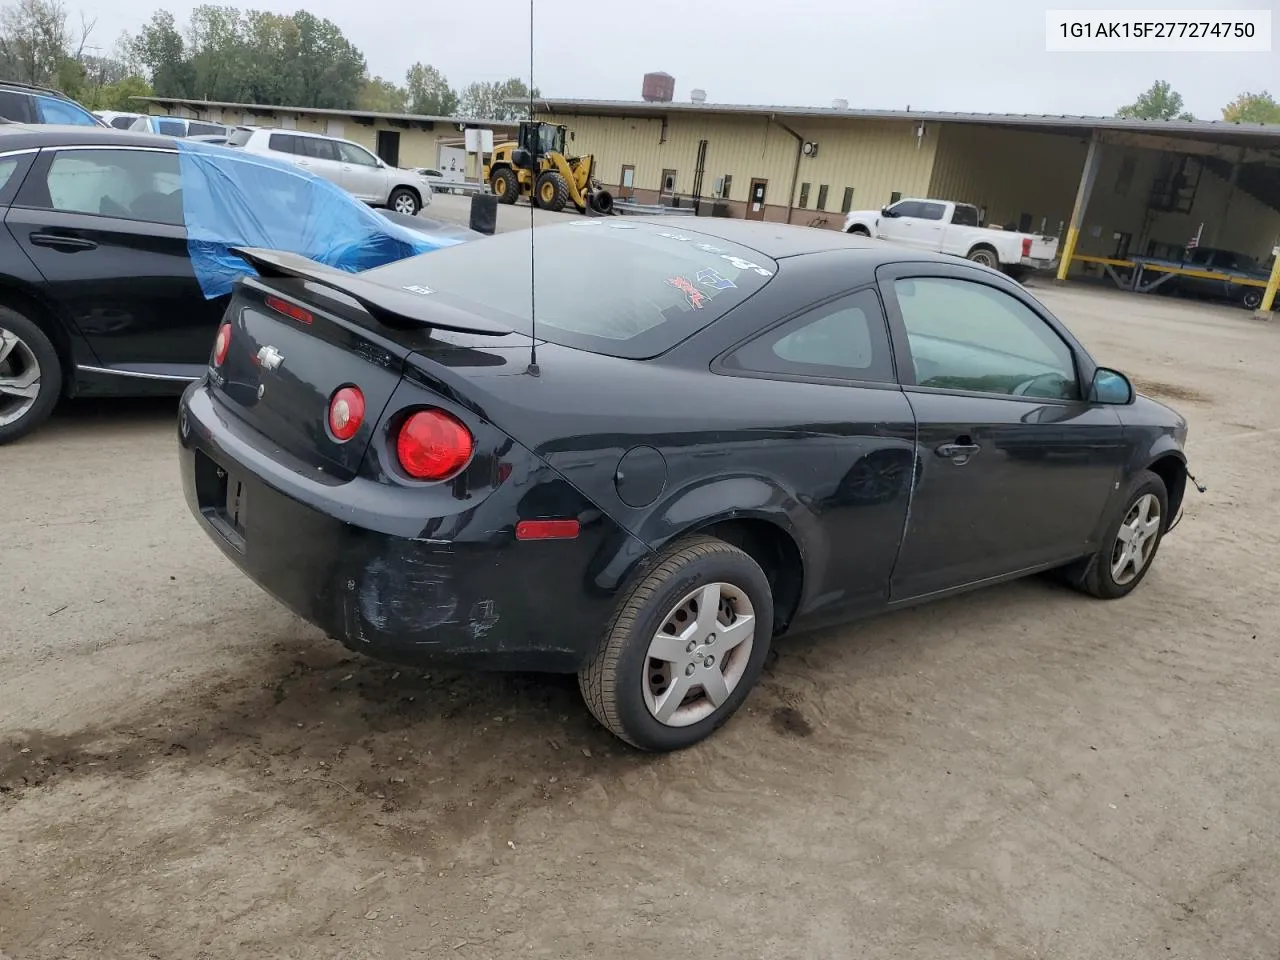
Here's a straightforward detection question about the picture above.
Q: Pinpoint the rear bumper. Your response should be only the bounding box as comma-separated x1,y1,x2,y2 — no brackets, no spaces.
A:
1020,256,1057,271
178,382,646,672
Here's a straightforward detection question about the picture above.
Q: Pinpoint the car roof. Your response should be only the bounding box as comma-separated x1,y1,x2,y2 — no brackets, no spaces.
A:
617,216,948,262
0,80,69,99
0,124,179,150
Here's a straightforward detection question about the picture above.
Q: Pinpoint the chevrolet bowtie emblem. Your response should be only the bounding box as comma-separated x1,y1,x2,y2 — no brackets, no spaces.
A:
257,345,284,371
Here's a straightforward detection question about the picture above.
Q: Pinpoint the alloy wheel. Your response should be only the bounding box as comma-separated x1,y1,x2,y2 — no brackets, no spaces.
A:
394,194,417,214
643,582,756,727
0,328,41,428
1111,493,1162,585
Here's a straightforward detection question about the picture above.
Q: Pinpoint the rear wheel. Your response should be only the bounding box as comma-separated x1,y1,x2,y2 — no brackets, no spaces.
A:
491,167,520,204
0,306,61,445
967,246,998,268
535,171,570,212
578,535,774,752
388,188,420,216
1241,288,1263,310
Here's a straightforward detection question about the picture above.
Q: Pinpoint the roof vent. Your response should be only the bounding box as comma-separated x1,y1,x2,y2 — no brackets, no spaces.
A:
832,98,849,110
690,89,707,104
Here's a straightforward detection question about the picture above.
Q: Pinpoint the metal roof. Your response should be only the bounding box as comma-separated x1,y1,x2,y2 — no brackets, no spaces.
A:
530,97,1280,147
133,96,517,129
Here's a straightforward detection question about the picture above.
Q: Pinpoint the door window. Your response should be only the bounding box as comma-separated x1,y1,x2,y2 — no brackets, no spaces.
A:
187,121,226,137
893,277,1077,399
154,118,186,136
722,288,895,383
35,95,100,126
886,200,922,218
337,141,379,166
22,149,184,226
916,201,946,220
0,90,36,122
297,137,339,161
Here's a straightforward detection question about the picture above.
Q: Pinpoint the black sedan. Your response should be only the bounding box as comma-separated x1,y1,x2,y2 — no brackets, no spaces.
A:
0,124,476,443
178,219,1192,752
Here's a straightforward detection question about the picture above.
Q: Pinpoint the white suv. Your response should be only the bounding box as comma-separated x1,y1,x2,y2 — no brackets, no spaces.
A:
237,128,433,215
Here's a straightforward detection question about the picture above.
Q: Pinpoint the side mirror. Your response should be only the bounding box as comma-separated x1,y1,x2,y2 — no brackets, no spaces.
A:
1089,367,1134,405
880,206,893,217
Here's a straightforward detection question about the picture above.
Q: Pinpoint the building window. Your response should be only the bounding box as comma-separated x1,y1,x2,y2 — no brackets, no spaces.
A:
890,191,902,204
816,184,829,210
841,187,854,213
798,182,810,208
720,174,732,199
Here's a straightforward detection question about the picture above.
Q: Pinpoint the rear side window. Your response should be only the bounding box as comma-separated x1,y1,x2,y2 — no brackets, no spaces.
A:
22,148,184,226
35,95,99,126
363,221,778,359
951,205,980,227
187,121,225,137
0,157,22,198
268,133,299,154
721,288,895,383
109,116,136,129
0,90,36,123
155,118,186,136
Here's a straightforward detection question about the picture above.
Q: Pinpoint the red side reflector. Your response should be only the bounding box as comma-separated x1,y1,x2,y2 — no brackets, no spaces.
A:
265,294,313,325
515,519,580,541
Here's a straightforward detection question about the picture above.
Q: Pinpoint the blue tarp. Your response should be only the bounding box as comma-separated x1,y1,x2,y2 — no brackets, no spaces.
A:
174,139,463,299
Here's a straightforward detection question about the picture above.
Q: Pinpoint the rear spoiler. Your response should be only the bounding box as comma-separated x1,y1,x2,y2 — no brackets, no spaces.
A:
229,246,513,336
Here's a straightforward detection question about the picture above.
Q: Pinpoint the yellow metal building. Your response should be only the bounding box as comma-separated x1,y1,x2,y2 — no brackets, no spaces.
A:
534,98,1280,273
137,96,516,175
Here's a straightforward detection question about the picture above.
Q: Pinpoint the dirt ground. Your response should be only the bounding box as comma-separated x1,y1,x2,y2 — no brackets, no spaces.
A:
2,280,1278,960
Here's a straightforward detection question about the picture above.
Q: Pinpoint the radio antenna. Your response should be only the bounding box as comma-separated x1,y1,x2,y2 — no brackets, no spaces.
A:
526,0,540,377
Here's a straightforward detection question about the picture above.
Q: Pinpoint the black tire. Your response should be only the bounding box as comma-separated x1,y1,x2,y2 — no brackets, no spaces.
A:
967,246,999,268
387,187,420,216
1074,469,1169,599
0,305,61,445
847,225,870,236
535,171,570,212
491,167,520,204
589,190,614,214
1241,288,1263,310
578,534,774,752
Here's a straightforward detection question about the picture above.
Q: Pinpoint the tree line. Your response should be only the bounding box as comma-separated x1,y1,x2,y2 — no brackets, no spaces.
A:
1116,79,1280,124
0,0,538,118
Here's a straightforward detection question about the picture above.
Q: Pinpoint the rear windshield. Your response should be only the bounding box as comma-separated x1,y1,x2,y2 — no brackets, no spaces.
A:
362,221,778,359
228,127,254,147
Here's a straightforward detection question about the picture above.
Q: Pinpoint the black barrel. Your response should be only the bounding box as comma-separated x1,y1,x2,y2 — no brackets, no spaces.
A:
470,194,499,235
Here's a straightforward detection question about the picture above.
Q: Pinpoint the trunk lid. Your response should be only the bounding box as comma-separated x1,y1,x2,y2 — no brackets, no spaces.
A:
207,248,516,482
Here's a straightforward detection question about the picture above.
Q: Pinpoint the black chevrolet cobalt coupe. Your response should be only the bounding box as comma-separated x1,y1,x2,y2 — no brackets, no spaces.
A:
178,219,1192,751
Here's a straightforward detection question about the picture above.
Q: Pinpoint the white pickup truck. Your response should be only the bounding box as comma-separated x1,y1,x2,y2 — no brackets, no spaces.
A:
844,198,1059,278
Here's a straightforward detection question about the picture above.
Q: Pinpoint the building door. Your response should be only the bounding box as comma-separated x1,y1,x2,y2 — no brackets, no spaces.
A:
620,164,635,199
746,178,768,220
375,130,400,167
660,169,677,200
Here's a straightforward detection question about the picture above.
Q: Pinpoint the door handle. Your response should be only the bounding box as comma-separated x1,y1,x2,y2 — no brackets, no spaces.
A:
936,441,981,459
29,232,98,251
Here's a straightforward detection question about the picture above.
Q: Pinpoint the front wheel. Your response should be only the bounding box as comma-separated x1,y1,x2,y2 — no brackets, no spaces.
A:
578,535,774,751
388,188,420,216
1241,288,1263,310
0,306,61,445
1074,470,1169,599
491,167,520,204
847,225,870,236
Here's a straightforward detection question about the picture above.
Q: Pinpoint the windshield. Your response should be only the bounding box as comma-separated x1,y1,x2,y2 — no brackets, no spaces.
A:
363,221,778,359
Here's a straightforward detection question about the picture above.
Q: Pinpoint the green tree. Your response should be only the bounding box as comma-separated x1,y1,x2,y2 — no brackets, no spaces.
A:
358,75,407,112
286,10,365,109
0,0,73,85
1116,80,1195,121
1221,90,1280,124
459,77,538,121
127,10,194,98
94,73,151,110
405,62,457,115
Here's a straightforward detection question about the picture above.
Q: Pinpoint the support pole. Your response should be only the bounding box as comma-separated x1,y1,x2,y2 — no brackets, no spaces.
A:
1257,245,1280,318
1056,134,1103,282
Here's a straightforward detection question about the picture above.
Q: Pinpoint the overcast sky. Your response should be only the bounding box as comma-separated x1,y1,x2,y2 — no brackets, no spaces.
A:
75,0,1276,119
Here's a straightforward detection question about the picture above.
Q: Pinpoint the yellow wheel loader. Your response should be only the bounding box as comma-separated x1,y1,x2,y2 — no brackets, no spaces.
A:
483,122,614,215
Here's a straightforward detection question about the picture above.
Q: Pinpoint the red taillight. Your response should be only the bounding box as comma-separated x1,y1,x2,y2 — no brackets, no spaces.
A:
396,409,473,480
328,386,365,442
515,519,580,541
265,294,313,326
213,322,231,366
1021,237,1033,258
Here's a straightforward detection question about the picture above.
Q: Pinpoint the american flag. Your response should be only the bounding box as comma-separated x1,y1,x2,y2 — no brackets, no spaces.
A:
1187,222,1204,250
